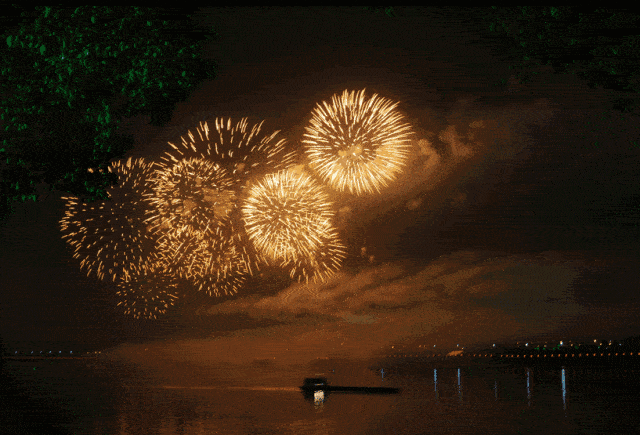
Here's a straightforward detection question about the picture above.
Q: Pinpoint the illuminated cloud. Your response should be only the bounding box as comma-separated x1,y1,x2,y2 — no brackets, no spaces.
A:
439,124,472,158
331,98,557,249
417,138,434,156
406,197,422,210
201,250,589,352
106,251,629,389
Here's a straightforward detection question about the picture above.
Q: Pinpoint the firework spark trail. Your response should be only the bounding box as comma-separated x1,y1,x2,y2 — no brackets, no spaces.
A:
154,116,296,277
282,226,347,283
146,154,262,282
163,117,297,187
186,241,249,297
302,89,414,195
115,262,180,320
242,169,346,282
60,158,158,283
146,157,237,237
153,223,250,297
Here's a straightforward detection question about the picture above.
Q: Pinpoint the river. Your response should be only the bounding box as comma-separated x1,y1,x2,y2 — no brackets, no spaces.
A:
3,356,640,434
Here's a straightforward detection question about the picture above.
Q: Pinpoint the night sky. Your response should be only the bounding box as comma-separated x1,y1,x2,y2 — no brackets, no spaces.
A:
1,7,639,379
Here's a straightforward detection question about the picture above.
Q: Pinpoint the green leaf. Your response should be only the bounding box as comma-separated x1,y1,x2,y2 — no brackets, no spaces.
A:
6,35,12,48
40,45,46,55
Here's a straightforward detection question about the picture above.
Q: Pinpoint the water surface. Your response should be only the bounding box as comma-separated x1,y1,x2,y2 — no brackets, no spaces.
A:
4,356,640,434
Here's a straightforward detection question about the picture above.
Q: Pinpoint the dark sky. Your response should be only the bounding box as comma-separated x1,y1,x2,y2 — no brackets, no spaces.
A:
2,7,639,366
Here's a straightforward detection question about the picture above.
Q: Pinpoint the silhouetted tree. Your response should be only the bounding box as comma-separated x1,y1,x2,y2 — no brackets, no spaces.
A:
0,6,219,220
480,6,640,113
362,6,397,18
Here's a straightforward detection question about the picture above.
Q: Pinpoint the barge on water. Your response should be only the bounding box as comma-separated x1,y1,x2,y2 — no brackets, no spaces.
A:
299,377,400,401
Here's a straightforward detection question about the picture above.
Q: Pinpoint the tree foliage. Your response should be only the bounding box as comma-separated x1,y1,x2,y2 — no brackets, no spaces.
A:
362,6,397,18
481,6,640,113
0,6,219,220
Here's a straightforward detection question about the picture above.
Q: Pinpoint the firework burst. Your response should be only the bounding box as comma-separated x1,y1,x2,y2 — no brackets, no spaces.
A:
146,157,238,237
115,263,180,320
281,225,346,283
60,158,158,282
154,224,250,297
242,169,345,282
182,236,250,297
302,89,414,195
163,117,297,187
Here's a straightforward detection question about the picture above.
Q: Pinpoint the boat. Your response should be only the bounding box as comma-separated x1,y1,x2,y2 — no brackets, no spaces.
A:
299,377,400,399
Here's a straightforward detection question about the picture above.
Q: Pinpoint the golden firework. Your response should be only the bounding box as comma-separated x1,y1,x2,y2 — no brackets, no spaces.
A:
282,226,346,283
242,169,345,282
183,238,249,297
163,117,297,186
302,89,414,195
154,224,250,297
146,157,237,237
60,158,158,282
115,263,180,320
106,157,157,203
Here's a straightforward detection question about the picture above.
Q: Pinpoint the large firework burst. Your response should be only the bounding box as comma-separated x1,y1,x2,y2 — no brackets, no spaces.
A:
60,157,158,282
115,263,180,320
163,117,297,187
302,89,414,195
241,169,345,282
146,155,261,282
146,157,238,236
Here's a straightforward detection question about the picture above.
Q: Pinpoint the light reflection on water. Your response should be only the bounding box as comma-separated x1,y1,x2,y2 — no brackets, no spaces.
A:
562,367,566,410
4,359,640,434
